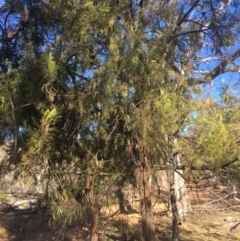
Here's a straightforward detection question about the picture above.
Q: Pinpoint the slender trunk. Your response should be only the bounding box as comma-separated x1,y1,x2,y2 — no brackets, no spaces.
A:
135,165,155,241
20,173,25,193
168,153,192,241
116,187,127,213
7,91,18,160
44,158,50,201
89,172,99,241
90,209,99,241
170,183,179,241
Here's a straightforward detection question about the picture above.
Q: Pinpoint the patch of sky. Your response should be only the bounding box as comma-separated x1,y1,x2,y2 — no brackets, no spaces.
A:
202,72,240,102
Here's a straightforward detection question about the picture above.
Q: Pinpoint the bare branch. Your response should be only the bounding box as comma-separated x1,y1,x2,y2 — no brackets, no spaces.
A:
188,48,240,85
174,0,200,33
168,28,209,42
221,158,239,169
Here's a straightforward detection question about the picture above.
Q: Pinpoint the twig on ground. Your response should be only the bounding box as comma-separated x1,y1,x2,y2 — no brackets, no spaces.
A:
230,221,240,232
214,205,240,211
203,192,236,205
107,209,120,219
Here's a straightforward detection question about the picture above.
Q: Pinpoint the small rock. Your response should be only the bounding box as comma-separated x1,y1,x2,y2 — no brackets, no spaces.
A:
227,221,240,227
224,217,236,222
210,222,222,227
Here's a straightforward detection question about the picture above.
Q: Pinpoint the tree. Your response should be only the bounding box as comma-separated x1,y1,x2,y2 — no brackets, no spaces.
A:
1,1,240,241
91,1,240,240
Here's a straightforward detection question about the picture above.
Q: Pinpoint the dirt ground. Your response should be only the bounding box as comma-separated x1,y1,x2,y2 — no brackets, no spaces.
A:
0,181,240,241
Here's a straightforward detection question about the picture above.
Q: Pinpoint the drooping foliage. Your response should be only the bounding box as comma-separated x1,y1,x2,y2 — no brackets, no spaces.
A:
1,1,240,240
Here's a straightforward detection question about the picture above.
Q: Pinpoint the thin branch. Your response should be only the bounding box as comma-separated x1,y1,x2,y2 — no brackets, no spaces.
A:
203,192,236,205
174,169,186,180
188,48,240,85
230,221,240,232
6,90,18,160
74,72,89,81
168,28,209,43
154,159,239,172
192,175,216,184
174,0,200,33
221,158,239,169
106,115,120,142
4,6,13,32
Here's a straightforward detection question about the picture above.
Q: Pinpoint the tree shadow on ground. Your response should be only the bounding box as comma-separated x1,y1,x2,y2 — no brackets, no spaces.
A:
0,208,89,241
104,218,143,241
157,227,201,241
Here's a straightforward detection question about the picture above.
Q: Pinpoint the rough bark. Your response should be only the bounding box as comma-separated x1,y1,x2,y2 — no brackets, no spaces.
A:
90,209,99,241
135,165,155,241
115,187,127,213
87,170,99,241
170,184,179,241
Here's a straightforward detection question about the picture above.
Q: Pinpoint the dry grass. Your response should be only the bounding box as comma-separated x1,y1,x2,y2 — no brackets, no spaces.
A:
97,205,240,241
156,211,240,241
0,181,240,240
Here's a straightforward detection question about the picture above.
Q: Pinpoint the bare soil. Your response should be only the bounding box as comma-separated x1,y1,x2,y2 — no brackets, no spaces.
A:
0,181,240,241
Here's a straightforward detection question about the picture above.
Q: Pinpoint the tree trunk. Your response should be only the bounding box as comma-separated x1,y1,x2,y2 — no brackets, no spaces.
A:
173,169,192,217
135,165,155,241
168,154,192,218
7,91,18,161
115,187,127,213
90,209,99,241
166,154,193,241
170,183,179,241
89,172,99,241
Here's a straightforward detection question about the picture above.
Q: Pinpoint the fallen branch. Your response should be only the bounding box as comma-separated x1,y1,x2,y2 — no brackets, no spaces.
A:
107,209,120,219
215,205,240,211
2,209,38,215
230,221,240,232
203,192,236,205
227,232,235,239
